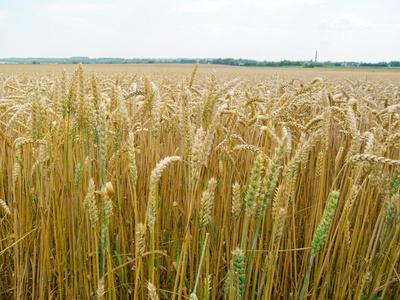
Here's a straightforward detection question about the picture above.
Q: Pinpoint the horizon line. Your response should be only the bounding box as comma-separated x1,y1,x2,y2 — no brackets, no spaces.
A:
1,56,398,64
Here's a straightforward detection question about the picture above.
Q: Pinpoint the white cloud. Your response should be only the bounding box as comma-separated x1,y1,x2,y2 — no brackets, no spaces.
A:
175,21,317,60
50,15,93,29
175,1,227,12
325,13,369,30
186,22,298,37
248,0,321,8
33,3,124,15
49,15,130,41
0,11,6,23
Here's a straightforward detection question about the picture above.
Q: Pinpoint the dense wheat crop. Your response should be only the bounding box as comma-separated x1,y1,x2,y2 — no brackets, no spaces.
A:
1,64,400,299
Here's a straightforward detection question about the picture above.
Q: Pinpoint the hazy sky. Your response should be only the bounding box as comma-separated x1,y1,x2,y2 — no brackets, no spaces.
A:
0,0,399,62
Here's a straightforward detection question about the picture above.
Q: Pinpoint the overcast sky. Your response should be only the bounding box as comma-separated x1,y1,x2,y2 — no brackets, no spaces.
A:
0,0,399,62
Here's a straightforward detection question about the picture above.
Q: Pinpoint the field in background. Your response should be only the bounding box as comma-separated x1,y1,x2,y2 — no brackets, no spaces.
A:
1,63,400,80
1,64,400,299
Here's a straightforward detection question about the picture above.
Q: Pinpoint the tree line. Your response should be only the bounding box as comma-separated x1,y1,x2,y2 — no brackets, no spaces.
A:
1,57,399,68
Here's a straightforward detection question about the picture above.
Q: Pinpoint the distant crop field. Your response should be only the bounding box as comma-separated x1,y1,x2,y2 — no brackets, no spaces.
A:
1,63,400,299
1,63,400,80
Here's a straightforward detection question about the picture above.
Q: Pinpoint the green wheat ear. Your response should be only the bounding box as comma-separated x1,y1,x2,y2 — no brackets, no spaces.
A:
312,190,340,256
300,190,340,300
224,271,231,296
231,248,246,297
245,154,264,211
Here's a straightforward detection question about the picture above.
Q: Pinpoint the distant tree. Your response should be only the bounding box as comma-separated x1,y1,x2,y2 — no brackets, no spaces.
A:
303,63,314,68
390,61,400,67
244,60,257,66
360,62,388,67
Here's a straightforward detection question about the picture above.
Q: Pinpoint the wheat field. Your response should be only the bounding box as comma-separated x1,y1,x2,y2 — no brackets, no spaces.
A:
1,63,400,299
